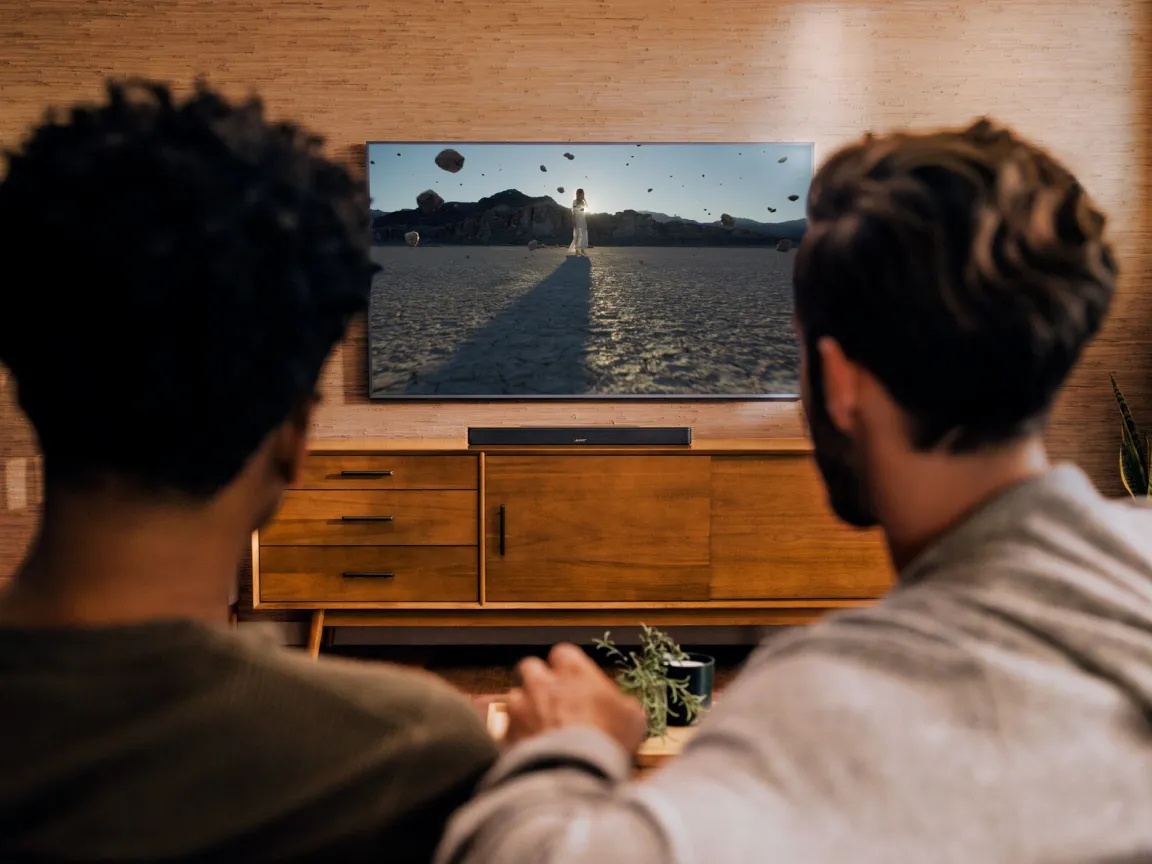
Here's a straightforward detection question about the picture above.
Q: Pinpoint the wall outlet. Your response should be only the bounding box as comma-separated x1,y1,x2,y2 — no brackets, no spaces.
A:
4,457,28,511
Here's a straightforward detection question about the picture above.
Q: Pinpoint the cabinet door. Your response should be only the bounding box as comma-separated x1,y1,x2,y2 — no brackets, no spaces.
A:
485,455,711,602
710,456,891,599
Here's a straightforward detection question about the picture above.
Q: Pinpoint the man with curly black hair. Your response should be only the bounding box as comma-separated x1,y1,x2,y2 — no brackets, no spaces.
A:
0,80,496,861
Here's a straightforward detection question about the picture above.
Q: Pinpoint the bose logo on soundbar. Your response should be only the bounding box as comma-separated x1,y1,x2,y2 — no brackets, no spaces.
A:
573,438,587,443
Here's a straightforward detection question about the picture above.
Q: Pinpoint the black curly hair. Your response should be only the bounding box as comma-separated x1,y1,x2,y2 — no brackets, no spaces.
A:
0,79,375,497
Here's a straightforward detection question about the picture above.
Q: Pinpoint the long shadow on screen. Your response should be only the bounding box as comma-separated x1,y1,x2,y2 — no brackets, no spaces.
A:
406,255,593,395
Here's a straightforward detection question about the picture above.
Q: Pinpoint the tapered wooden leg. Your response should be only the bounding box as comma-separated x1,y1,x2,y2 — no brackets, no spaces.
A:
307,610,326,659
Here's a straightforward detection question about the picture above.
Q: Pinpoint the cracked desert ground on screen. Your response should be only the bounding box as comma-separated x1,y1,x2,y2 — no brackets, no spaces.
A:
368,245,799,397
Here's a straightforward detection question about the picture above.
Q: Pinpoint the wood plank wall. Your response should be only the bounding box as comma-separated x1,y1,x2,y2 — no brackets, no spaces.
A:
1,0,1150,581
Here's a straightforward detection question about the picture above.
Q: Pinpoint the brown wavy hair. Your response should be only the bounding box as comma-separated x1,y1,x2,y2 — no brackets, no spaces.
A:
794,118,1117,452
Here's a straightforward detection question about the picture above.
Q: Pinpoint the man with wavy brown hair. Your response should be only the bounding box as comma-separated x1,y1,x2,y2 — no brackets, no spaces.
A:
435,120,1152,864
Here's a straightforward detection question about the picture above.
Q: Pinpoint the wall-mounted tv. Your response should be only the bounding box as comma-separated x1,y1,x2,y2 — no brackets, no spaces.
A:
366,141,813,400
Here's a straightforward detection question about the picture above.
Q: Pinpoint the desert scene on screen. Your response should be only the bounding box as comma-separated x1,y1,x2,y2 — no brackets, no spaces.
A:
367,142,813,398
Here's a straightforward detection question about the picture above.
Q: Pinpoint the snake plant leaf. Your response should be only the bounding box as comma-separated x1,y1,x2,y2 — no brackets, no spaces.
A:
1112,375,1142,445
1120,438,1147,498
1146,434,1151,497
1112,375,1149,498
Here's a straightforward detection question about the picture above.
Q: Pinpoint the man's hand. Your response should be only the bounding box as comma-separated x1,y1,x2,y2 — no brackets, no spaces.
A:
504,643,648,755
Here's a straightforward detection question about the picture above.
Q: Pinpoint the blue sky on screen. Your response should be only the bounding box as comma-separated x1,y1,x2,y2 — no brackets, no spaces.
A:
367,142,814,224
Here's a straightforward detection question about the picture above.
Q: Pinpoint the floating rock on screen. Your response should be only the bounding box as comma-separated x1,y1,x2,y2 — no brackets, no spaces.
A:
434,148,465,173
776,239,792,252
778,156,788,163
563,152,574,160
787,194,800,201
720,213,735,228
648,188,653,192
557,187,565,194
404,231,420,247
767,206,777,213
416,189,444,214
539,165,548,172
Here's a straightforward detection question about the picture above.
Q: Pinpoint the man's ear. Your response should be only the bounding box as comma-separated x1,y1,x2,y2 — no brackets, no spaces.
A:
269,397,315,486
816,336,861,435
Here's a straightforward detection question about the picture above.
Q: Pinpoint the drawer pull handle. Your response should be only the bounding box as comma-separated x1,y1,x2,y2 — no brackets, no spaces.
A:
342,571,395,579
498,505,506,556
340,515,395,523
338,470,394,478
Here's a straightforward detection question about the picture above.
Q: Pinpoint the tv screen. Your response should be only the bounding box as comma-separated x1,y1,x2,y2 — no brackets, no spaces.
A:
366,141,813,400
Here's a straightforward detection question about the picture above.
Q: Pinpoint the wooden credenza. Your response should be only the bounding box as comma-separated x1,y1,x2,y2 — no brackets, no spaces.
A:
251,438,892,655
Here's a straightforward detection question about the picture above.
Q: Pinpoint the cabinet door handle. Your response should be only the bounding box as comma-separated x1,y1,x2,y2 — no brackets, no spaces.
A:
339,515,395,522
498,505,506,556
342,571,395,579
338,470,394,478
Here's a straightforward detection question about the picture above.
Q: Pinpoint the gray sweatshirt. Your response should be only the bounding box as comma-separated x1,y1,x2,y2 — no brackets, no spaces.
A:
436,466,1152,863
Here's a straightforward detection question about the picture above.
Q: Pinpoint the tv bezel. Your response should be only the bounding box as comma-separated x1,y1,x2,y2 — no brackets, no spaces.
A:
364,140,812,403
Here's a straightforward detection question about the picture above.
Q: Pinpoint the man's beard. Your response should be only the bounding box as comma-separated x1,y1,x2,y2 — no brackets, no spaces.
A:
801,349,879,529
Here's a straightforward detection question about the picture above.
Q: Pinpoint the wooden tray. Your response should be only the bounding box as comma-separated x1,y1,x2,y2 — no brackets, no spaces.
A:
486,701,697,769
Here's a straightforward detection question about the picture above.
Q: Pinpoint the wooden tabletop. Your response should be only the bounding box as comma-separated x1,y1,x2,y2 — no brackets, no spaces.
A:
481,698,697,773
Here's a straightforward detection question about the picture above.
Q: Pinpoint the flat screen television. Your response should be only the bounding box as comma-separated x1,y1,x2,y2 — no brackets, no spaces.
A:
366,141,813,400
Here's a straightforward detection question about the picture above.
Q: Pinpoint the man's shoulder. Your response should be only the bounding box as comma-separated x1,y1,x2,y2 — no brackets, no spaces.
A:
1105,493,1152,550
183,630,498,807
207,629,486,733
0,624,498,861
749,595,985,680
910,470,1152,595
685,605,1001,784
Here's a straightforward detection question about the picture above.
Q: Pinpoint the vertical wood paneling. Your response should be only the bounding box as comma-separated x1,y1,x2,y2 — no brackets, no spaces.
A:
1,0,1149,578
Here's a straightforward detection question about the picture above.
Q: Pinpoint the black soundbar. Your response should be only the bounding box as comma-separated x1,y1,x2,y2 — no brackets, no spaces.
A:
467,426,692,446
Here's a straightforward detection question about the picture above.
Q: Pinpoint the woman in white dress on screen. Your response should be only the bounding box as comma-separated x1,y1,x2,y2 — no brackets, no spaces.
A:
568,188,589,255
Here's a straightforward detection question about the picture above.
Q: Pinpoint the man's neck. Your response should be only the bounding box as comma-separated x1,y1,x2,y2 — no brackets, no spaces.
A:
0,490,246,629
873,437,1051,573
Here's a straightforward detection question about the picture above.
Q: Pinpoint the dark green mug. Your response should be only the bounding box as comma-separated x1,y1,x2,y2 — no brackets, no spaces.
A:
665,652,715,727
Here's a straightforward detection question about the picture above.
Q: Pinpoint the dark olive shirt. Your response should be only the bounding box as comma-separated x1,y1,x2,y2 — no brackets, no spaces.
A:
0,620,497,862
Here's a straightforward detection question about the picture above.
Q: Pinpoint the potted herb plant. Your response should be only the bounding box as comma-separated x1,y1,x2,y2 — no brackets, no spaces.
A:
595,625,708,738
1111,375,1150,498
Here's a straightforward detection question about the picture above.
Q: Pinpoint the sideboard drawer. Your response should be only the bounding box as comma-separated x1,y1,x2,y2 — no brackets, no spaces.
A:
294,455,477,490
259,546,478,602
261,490,478,546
